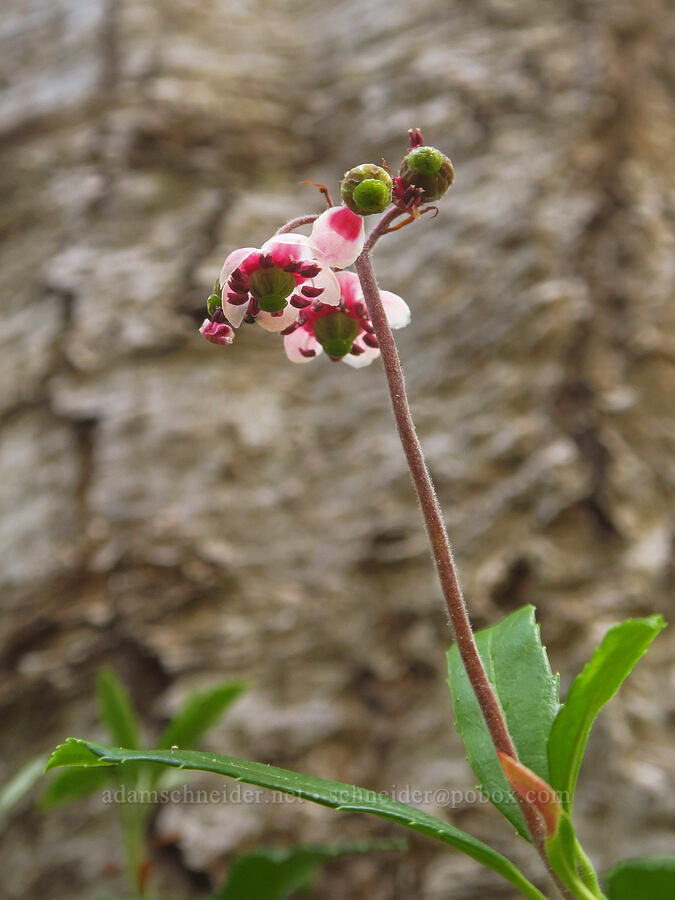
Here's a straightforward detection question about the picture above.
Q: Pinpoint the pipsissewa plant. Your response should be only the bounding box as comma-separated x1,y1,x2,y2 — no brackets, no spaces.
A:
48,129,671,899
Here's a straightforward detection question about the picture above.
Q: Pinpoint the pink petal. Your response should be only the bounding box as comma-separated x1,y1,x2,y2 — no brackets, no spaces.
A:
256,304,300,333
380,290,411,329
224,296,249,328
262,233,318,262
335,270,364,307
200,318,235,346
310,207,365,268
260,236,317,270
308,266,341,307
219,247,258,287
342,341,380,368
284,327,323,364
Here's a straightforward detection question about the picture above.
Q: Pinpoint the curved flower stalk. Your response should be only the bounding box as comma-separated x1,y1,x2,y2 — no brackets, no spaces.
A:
282,271,410,366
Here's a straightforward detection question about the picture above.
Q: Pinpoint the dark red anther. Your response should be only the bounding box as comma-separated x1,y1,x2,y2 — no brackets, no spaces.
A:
353,302,367,319
212,307,226,323
363,333,379,349
299,264,321,278
228,277,248,294
259,254,275,268
270,310,284,317
393,176,424,211
243,314,256,324
283,261,302,273
227,291,249,305
362,321,375,333
280,323,299,335
408,127,424,149
229,269,248,288
299,347,316,358
301,285,324,298
350,344,366,355
227,291,248,306
290,295,311,309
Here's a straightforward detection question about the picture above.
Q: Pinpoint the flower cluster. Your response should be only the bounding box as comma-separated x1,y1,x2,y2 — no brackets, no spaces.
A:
200,204,410,367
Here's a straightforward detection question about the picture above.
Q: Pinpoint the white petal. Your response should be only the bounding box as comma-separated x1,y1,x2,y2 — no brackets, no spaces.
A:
262,233,318,262
256,304,299,333
310,207,365,269
309,266,341,306
342,343,381,368
380,290,411,329
335,270,364,306
284,327,323,364
220,247,257,287
224,297,249,328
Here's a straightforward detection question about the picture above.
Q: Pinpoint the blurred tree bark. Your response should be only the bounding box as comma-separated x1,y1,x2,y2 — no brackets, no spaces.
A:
1,1,673,898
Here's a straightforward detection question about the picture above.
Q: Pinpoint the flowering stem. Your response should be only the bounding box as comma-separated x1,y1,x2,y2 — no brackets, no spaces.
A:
365,207,406,251
276,214,319,235
354,246,573,899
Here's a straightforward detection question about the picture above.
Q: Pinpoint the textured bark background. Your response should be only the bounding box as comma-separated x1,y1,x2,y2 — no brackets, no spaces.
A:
1,0,673,898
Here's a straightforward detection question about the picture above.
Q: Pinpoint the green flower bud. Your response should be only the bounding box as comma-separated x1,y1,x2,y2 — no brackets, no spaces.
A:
341,164,393,215
398,145,454,201
207,284,222,316
313,312,360,358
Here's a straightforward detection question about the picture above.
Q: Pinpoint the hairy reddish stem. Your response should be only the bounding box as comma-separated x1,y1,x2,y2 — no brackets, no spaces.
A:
365,207,406,251
355,247,571,899
276,214,319,235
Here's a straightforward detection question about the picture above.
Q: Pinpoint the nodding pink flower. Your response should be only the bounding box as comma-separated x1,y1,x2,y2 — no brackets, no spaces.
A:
200,314,235,346
308,206,366,269
282,271,410,368
219,234,341,333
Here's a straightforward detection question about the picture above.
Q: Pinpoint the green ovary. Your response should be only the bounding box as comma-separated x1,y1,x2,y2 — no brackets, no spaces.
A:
313,312,360,358
407,146,443,175
352,179,390,214
248,267,297,312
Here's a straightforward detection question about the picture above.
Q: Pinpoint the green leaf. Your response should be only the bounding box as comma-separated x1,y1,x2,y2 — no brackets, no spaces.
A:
447,605,560,838
605,856,675,899
48,739,547,900
97,668,141,750
41,766,112,809
548,615,666,811
157,681,246,751
215,840,405,900
0,754,48,818
46,740,116,770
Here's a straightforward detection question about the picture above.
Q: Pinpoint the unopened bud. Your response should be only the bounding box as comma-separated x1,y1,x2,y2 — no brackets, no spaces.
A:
398,145,454,202
498,752,562,837
341,164,393,215
207,281,222,316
